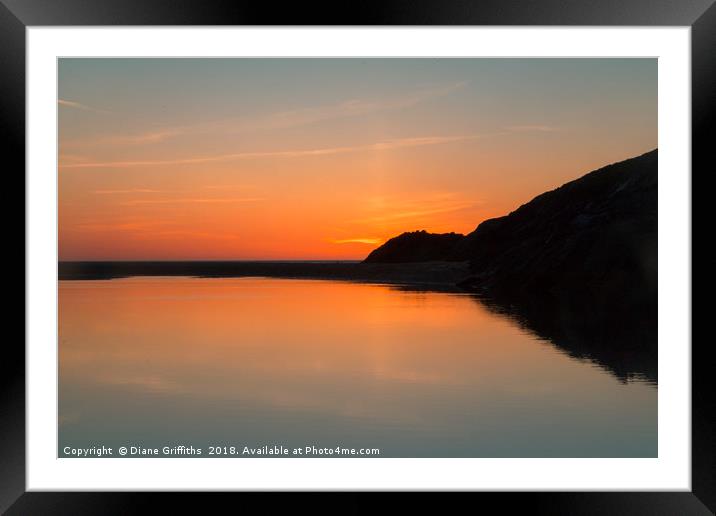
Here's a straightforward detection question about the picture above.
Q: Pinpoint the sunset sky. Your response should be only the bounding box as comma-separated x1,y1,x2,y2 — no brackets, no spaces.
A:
58,58,656,260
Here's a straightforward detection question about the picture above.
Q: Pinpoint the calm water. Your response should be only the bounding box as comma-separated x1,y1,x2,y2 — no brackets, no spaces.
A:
59,277,656,457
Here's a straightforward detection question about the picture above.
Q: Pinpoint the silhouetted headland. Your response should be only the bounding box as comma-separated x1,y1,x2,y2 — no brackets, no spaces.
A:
364,149,658,382
363,231,465,263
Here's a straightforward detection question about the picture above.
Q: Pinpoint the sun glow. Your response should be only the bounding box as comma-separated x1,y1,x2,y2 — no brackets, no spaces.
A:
59,58,656,260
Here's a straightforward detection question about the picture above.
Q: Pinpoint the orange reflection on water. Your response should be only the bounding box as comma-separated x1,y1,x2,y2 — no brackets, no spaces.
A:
59,277,657,457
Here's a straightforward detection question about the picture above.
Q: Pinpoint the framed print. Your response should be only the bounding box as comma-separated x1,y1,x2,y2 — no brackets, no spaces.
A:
3,0,711,514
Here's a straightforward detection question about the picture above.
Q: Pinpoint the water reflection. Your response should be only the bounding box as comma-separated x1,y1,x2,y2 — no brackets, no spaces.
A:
377,282,657,384
59,277,656,457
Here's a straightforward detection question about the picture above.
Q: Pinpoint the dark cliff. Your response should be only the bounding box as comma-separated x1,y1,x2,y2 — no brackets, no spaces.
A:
454,149,657,299
363,150,658,381
364,150,657,292
363,230,465,263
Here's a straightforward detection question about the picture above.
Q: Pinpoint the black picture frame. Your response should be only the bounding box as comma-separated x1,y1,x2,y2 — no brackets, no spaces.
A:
2,1,710,514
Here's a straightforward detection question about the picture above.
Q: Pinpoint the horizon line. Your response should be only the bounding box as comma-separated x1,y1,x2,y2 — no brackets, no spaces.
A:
58,259,366,263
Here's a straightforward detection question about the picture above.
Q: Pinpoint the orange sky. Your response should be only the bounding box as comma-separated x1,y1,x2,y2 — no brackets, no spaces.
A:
58,58,657,260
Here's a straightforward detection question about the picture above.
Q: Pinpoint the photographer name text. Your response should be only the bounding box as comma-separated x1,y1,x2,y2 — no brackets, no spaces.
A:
62,444,380,457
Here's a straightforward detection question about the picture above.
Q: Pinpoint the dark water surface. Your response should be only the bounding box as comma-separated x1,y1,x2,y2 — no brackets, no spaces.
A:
59,277,656,457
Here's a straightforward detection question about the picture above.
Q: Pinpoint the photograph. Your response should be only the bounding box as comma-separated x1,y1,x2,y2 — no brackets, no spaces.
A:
2,0,708,508
57,57,658,459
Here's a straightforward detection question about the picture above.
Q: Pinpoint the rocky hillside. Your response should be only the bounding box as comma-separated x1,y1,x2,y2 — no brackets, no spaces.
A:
363,230,464,263
364,149,657,301
454,149,657,299
363,150,658,380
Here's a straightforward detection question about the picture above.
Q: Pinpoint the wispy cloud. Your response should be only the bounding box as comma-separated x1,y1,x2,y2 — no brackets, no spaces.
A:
58,99,111,115
202,184,254,191
70,221,159,232
330,238,383,245
69,220,246,241
94,186,253,195
353,193,481,225
118,197,265,206
59,133,484,169
67,81,468,147
59,153,91,163
100,374,182,394
133,230,242,241
356,201,479,224
506,124,557,132
93,188,162,194
105,128,185,145
254,81,468,131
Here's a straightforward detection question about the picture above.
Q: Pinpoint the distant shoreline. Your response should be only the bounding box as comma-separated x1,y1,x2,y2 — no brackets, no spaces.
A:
58,260,473,289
